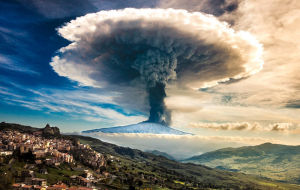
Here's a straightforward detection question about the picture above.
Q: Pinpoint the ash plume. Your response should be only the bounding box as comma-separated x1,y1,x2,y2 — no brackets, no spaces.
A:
50,8,263,126
148,83,171,125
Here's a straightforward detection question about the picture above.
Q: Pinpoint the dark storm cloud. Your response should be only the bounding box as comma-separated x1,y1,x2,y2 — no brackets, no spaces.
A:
157,0,240,25
286,100,300,109
16,0,159,19
158,0,240,16
90,0,159,10
51,8,263,125
16,0,97,18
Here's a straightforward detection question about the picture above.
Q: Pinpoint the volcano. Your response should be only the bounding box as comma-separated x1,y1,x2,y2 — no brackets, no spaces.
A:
82,122,191,135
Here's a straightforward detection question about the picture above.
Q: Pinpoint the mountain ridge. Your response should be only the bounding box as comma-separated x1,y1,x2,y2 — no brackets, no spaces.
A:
183,142,300,184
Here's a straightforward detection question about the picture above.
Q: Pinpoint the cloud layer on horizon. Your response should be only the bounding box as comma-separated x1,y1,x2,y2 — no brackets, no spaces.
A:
81,132,290,159
189,122,300,133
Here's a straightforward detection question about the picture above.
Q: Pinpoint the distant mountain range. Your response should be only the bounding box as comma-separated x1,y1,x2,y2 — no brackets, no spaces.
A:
183,143,300,184
82,122,191,135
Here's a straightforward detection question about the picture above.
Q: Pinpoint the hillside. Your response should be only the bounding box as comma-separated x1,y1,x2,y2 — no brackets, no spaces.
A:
0,122,39,132
183,143,300,184
146,150,177,161
0,122,60,137
1,122,300,189
71,135,300,189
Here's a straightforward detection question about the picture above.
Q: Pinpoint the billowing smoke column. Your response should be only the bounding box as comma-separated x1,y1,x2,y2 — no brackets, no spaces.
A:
148,83,171,125
50,8,263,126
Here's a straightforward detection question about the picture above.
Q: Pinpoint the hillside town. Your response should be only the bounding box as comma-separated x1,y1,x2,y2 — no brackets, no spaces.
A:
0,125,113,190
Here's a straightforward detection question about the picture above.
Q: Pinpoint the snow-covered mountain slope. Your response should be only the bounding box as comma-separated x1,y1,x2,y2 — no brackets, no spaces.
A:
82,122,191,135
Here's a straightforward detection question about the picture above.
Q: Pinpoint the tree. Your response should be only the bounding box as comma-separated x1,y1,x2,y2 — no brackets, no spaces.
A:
137,180,143,188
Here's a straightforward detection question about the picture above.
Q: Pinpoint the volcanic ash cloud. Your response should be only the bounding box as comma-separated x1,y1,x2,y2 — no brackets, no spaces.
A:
50,8,263,125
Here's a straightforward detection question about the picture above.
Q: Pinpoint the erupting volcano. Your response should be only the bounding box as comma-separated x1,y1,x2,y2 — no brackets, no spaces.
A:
51,8,263,134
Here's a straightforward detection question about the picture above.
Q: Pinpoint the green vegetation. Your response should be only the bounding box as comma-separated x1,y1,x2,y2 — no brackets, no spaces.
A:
146,150,177,161
34,163,85,185
71,135,300,189
1,122,300,189
184,143,300,184
0,156,85,187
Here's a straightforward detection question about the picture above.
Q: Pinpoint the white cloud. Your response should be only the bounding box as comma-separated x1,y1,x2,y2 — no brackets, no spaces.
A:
189,122,262,131
268,123,298,132
188,122,300,133
211,0,300,108
0,54,38,75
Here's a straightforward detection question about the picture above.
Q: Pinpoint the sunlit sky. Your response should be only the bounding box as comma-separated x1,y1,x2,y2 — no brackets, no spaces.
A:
1,0,300,156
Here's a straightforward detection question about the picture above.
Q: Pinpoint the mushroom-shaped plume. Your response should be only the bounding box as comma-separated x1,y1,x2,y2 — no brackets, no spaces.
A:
51,8,263,125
